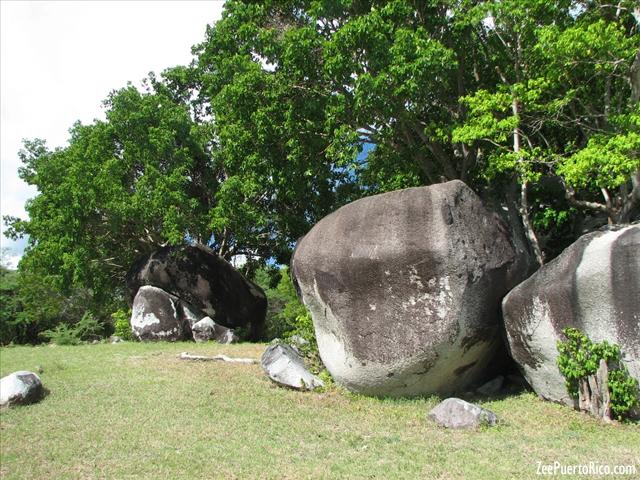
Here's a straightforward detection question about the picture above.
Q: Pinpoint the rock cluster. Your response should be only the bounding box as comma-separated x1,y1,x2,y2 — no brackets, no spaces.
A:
127,244,266,343
289,180,638,416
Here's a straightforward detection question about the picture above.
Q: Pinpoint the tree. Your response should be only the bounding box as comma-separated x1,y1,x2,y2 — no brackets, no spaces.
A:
194,0,638,269
453,0,639,262
5,81,214,299
5,0,638,341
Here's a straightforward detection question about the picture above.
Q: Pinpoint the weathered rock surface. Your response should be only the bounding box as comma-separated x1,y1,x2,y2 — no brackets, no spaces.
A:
503,224,640,408
192,316,239,344
0,371,44,407
126,245,266,338
261,344,324,390
131,285,195,341
428,398,498,429
291,180,530,397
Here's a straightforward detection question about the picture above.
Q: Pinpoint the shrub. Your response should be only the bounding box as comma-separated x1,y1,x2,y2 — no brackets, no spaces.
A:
254,266,307,340
73,312,104,341
40,311,104,345
112,308,133,340
557,328,639,420
40,323,81,345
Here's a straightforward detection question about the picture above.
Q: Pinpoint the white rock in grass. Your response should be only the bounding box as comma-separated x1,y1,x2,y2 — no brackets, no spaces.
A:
428,398,498,429
0,371,44,407
192,316,239,344
261,344,324,390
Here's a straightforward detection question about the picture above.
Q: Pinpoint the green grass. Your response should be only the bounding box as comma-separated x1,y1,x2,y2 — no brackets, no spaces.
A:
1,342,638,479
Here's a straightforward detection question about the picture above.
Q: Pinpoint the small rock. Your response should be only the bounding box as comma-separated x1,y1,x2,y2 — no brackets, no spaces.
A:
212,323,239,344
428,398,498,429
110,335,123,344
192,317,216,343
476,376,504,396
0,371,44,407
192,317,239,344
261,344,324,391
131,285,191,341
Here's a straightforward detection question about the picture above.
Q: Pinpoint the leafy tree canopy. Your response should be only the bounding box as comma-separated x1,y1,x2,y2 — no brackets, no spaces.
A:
3,0,639,339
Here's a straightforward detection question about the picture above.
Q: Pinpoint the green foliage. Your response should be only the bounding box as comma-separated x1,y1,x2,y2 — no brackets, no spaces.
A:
0,266,21,345
112,309,133,341
254,266,313,340
73,312,104,341
253,266,319,363
40,323,82,346
557,328,639,420
40,312,104,345
5,0,640,332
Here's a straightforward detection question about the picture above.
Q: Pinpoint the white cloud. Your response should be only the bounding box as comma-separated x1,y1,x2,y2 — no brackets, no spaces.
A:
0,0,224,262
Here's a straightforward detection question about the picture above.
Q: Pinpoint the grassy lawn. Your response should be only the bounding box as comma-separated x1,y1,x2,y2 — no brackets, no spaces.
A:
1,342,638,479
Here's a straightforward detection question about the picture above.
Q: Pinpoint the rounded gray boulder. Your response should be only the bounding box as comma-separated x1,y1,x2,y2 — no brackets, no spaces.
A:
292,180,530,397
503,224,639,408
131,285,195,341
0,371,44,407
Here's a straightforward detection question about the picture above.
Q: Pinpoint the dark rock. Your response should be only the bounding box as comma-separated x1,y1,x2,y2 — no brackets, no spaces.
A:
261,344,324,390
192,317,239,344
428,398,498,429
0,371,44,407
131,285,194,341
291,180,530,396
503,224,640,409
126,245,266,339
476,376,504,396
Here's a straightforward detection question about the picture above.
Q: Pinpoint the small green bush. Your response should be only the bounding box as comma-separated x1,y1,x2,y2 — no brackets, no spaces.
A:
40,323,81,345
557,327,639,420
255,266,308,340
40,311,104,345
74,312,104,341
112,308,133,340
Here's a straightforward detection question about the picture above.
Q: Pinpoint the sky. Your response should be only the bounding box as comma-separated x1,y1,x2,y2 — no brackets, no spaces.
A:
0,0,225,268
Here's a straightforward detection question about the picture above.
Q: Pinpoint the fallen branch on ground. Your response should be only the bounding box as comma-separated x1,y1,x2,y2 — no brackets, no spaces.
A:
179,352,257,364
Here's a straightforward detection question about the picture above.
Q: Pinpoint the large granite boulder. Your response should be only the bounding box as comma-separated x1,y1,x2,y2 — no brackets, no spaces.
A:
0,371,44,407
126,245,267,339
131,285,197,341
291,180,530,397
503,224,639,408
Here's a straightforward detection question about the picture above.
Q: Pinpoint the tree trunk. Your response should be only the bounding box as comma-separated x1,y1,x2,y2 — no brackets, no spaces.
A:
511,93,544,266
519,181,545,266
577,359,613,422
